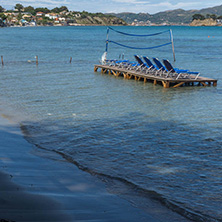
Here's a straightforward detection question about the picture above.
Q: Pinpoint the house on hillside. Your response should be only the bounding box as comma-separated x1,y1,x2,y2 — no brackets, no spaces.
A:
36,12,44,17
22,14,32,19
45,13,58,20
216,19,222,25
20,19,29,26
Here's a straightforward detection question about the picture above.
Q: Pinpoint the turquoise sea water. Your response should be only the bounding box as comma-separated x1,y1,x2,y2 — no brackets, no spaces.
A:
0,26,222,221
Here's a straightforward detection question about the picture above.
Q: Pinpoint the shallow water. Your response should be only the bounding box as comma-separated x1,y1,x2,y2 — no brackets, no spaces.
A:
0,26,222,221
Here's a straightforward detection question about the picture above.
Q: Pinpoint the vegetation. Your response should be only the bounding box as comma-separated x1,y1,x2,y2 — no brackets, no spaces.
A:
0,6,4,12
1,3,222,27
112,5,222,24
15,3,24,12
0,3,127,27
192,14,206,21
192,13,221,21
0,13,7,20
51,6,68,13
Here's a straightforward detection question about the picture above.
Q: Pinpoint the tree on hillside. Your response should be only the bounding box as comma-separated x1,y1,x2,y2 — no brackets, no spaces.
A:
206,14,217,20
15,3,24,12
0,13,7,20
0,5,5,12
52,6,69,13
24,6,35,15
192,14,205,21
17,12,22,20
51,7,60,13
59,6,69,12
34,7,50,14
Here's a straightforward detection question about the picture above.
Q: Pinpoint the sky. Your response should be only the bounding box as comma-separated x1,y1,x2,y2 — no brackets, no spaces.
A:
1,0,222,14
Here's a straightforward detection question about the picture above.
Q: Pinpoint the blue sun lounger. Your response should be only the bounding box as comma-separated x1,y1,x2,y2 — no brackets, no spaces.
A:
152,57,168,72
142,56,166,76
143,56,158,70
107,59,136,69
133,55,152,73
153,57,191,79
163,59,200,80
134,55,147,68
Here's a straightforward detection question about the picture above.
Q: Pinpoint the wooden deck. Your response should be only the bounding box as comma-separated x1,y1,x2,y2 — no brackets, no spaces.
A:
94,64,217,88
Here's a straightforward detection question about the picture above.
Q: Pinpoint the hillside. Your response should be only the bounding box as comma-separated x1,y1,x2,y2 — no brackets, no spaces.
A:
0,5,127,27
110,4,222,25
109,12,152,24
72,13,127,25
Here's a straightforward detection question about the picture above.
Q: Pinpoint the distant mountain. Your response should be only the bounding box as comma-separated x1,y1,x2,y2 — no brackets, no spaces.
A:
198,4,222,15
109,5,222,24
110,12,152,24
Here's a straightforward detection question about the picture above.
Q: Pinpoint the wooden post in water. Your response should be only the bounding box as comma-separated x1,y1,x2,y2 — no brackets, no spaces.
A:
70,57,72,63
36,56,38,65
1,56,4,66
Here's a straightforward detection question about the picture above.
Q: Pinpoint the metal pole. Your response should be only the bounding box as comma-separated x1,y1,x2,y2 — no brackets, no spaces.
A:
105,27,109,53
170,29,176,62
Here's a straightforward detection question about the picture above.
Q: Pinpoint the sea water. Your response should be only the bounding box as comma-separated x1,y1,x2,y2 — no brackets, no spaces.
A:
0,26,222,221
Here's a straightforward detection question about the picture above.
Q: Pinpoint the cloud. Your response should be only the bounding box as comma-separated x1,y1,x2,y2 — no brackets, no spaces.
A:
1,0,71,9
112,0,150,4
105,0,222,13
1,0,222,13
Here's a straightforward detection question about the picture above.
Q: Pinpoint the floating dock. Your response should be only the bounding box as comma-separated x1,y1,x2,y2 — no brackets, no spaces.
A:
94,64,217,88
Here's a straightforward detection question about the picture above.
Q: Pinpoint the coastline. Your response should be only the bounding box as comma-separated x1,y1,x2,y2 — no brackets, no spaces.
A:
0,113,191,222
0,114,158,222
1,23,222,28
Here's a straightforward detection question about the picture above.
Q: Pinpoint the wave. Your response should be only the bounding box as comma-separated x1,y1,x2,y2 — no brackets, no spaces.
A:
20,120,221,222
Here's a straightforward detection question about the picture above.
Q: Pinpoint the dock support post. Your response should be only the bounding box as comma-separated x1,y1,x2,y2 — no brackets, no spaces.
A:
162,81,170,88
213,82,217,86
173,82,185,88
153,79,157,85
94,66,98,72
200,82,207,87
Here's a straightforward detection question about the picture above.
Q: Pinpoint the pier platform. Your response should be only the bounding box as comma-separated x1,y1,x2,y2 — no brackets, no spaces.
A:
94,64,217,88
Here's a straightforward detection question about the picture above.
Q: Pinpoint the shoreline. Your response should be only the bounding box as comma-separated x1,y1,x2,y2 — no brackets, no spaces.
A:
0,114,157,222
0,113,190,221
2,24,222,29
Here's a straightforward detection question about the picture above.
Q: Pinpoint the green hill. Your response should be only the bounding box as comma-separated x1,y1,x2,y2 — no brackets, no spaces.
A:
110,4,222,25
